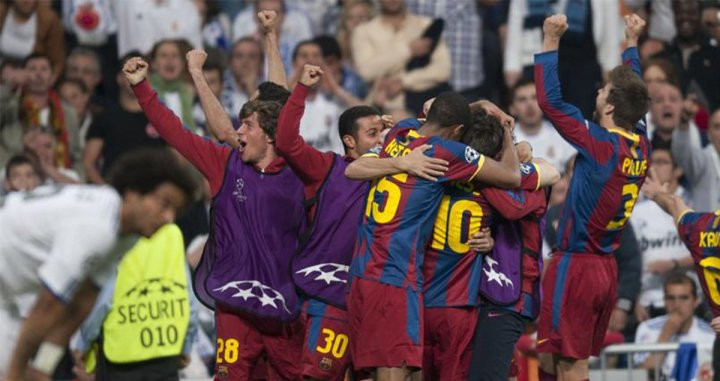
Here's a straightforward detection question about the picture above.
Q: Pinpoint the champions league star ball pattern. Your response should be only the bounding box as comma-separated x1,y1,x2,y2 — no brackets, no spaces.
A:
295,263,350,285
483,256,514,288
213,280,291,314
124,277,186,298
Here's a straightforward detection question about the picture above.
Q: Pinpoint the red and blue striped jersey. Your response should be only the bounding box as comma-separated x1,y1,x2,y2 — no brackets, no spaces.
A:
677,210,720,318
535,47,649,255
423,163,542,307
350,119,485,290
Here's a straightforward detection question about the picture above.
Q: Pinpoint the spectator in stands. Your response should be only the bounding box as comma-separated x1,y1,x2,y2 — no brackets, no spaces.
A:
114,0,201,57
406,0,485,101
58,78,92,148
655,0,720,111
544,156,641,333
313,35,367,100
631,143,693,321
196,0,231,51
634,273,714,379
351,0,451,114
504,0,621,118
293,0,337,35
642,58,680,88
149,39,197,131
221,37,263,121
3,154,40,192
336,0,374,66
232,0,312,73
671,107,720,211
648,82,684,146
83,54,165,184
0,0,66,78
0,54,81,176
65,47,108,107
509,78,575,173
21,126,80,184
701,2,720,44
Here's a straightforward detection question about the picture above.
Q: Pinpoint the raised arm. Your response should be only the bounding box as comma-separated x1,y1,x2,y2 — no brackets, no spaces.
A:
344,145,449,182
186,49,239,148
642,167,692,223
123,57,230,196
258,10,288,88
275,65,335,185
535,15,595,155
671,120,707,186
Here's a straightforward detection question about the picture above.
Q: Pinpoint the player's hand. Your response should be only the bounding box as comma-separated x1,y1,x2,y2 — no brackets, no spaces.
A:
380,114,394,130
71,351,95,381
711,316,720,333
122,57,149,86
543,15,568,40
470,100,515,130
608,308,628,332
257,10,279,34
399,144,449,182
468,228,494,252
299,64,323,87
624,13,646,44
186,49,207,73
516,141,533,162
641,167,669,200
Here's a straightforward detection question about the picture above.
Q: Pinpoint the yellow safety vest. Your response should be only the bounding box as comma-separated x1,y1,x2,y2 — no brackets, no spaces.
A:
102,224,190,363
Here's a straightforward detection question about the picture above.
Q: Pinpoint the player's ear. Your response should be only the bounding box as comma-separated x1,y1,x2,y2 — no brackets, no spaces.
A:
605,103,615,116
452,124,464,139
343,134,356,150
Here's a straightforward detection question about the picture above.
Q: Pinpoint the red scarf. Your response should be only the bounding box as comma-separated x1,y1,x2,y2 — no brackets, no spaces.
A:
20,90,71,168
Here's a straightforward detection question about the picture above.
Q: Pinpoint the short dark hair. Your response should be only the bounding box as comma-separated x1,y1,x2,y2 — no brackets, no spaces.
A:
510,77,535,102
23,53,52,69
313,35,343,60
239,100,283,139
663,272,698,298
107,148,197,203
425,91,472,130
338,105,381,141
292,40,321,63
257,82,291,105
5,154,39,179
461,110,504,159
606,65,649,130
57,77,89,94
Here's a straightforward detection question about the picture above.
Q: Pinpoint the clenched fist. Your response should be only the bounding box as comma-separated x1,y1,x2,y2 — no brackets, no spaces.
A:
257,10,279,34
299,64,324,87
122,57,149,85
186,49,208,73
543,14,568,40
624,13,646,43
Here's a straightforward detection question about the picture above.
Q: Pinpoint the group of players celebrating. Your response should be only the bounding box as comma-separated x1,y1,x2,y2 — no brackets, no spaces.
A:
2,9,720,381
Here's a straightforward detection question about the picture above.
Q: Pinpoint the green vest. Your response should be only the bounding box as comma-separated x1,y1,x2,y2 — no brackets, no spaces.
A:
102,224,190,363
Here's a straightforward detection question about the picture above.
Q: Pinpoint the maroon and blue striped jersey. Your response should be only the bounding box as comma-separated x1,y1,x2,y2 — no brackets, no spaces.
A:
677,210,720,318
535,47,649,255
422,163,542,307
350,119,485,290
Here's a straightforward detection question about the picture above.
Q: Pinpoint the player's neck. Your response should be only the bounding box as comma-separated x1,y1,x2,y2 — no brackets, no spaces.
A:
254,147,279,172
600,114,626,132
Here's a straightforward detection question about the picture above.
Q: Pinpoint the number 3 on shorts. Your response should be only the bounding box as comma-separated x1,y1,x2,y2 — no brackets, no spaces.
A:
315,328,349,359
700,257,720,305
216,338,239,364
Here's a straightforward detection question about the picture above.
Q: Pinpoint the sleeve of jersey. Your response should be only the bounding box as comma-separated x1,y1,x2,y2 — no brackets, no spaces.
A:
132,79,230,196
676,210,700,245
432,138,484,183
520,162,541,191
482,187,547,220
38,222,117,303
275,83,335,188
534,51,599,158
622,47,648,137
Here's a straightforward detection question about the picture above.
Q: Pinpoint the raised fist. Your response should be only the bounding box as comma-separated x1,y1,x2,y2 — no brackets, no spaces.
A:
299,64,323,87
543,14,568,40
186,49,208,72
122,57,149,85
624,13,646,42
257,10,279,34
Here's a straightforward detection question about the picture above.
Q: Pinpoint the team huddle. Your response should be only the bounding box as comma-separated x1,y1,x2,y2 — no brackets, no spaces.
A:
2,10,720,381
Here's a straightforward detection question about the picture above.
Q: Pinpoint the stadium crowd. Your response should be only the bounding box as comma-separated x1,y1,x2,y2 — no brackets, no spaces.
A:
1,0,720,380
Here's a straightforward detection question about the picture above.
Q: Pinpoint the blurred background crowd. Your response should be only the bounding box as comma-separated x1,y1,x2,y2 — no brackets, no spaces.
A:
1,0,720,378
